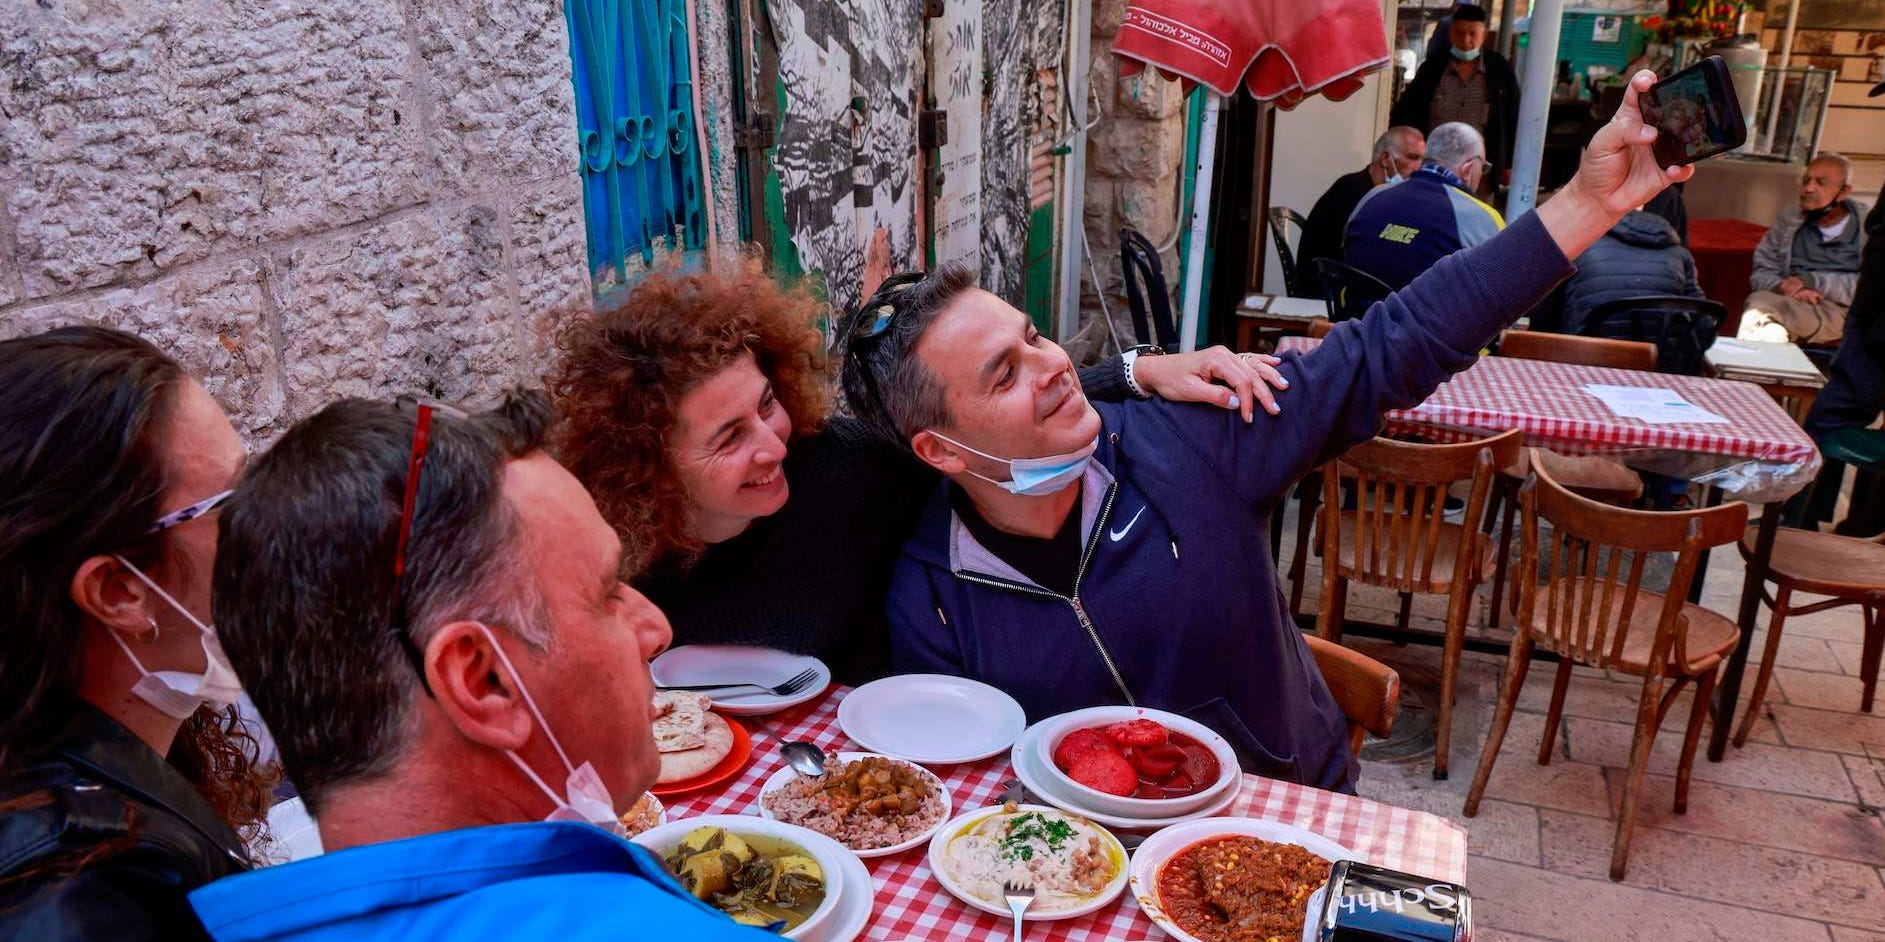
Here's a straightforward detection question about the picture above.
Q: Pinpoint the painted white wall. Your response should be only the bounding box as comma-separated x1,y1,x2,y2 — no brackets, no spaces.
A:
1261,69,1395,296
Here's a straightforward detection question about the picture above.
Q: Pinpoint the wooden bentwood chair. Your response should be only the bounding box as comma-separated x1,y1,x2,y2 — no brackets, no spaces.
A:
1305,634,1401,758
1730,527,1885,746
1465,453,1748,880
1483,331,1656,629
1317,429,1524,780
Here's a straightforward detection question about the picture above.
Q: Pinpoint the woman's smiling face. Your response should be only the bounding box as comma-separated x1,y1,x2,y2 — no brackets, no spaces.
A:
669,352,795,544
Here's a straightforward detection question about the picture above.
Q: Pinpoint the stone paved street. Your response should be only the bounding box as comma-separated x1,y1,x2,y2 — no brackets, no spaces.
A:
1280,500,1885,942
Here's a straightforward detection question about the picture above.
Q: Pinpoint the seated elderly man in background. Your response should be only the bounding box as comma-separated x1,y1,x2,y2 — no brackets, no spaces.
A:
838,70,1692,791
1740,152,1867,345
1297,126,1425,296
1342,122,1503,300
1545,205,1705,335
187,392,771,942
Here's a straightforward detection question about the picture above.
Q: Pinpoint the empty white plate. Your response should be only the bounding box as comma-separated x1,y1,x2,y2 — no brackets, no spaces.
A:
837,674,1026,765
650,645,831,716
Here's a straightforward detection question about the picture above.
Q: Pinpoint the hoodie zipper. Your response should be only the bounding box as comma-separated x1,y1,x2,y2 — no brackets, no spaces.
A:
953,482,1136,705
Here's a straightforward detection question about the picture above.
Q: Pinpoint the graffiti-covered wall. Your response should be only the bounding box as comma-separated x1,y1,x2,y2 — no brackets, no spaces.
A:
755,0,1070,316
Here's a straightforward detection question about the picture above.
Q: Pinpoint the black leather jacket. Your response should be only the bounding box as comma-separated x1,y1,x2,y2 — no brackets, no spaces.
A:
0,708,250,941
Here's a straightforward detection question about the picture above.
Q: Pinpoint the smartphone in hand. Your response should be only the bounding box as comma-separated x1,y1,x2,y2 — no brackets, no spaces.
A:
1638,56,1747,167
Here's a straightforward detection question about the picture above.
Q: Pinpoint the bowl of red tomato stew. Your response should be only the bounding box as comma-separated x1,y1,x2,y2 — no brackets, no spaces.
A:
1032,706,1241,818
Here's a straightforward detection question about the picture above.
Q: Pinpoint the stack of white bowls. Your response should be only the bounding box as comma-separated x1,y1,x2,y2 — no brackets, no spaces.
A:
1011,705,1243,831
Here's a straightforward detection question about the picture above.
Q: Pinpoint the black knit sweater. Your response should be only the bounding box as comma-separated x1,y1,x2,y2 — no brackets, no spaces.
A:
634,358,1137,685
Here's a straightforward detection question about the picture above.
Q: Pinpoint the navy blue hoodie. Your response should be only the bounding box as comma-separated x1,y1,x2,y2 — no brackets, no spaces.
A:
884,212,1576,793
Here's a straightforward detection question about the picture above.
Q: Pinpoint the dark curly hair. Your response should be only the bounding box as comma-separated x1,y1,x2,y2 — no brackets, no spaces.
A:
548,258,831,575
0,326,276,888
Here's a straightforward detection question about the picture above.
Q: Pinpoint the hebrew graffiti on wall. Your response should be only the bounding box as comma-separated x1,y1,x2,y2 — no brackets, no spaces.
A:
979,0,1065,304
766,0,917,316
763,0,1061,313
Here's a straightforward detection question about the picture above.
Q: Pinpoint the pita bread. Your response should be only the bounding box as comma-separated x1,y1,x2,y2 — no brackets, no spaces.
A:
656,712,733,784
652,691,712,753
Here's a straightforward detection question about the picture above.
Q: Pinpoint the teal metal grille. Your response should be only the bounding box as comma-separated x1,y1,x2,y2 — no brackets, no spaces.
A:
564,0,706,281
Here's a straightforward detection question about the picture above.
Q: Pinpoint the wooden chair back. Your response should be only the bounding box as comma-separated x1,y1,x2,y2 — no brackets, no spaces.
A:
1304,634,1400,757
1323,429,1524,592
1307,318,1334,339
1499,330,1657,371
1520,450,1747,672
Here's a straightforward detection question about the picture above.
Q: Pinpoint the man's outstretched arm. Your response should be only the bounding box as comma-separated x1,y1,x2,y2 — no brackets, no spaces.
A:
1149,70,1696,506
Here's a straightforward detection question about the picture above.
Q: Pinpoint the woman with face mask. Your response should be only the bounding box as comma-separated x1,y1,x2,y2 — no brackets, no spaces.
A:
548,260,1287,685
0,326,276,942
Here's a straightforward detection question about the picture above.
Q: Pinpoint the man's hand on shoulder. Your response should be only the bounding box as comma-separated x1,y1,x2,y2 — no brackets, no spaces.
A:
1538,70,1695,260
1132,346,1289,423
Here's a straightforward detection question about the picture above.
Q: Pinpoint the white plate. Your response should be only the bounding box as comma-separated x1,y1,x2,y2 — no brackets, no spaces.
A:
632,814,855,940
1011,723,1242,830
804,837,874,942
926,804,1129,920
1128,818,1359,942
651,646,830,716
756,752,955,858
838,675,1026,765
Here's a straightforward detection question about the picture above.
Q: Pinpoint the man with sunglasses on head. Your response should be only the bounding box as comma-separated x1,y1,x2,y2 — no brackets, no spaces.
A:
841,71,1692,792
1341,122,1503,306
188,392,772,942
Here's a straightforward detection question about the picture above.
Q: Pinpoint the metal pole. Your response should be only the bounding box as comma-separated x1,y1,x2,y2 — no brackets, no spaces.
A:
1056,0,1094,344
1506,0,1563,218
1177,91,1222,353
1497,0,1521,61
1760,0,1800,153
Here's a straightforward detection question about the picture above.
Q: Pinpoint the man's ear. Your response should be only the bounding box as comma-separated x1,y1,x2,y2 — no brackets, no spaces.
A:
909,429,966,476
70,554,156,636
426,621,533,751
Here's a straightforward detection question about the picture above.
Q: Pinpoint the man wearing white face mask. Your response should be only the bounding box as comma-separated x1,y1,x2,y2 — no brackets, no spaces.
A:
1297,126,1426,297
1393,4,1518,192
190,391,771,942
845,71,1696,789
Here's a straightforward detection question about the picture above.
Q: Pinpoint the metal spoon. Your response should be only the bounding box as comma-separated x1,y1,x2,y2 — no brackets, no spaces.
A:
781,740,828,778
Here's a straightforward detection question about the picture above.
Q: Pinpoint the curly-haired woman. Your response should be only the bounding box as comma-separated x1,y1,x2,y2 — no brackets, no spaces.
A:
549,260,1284,684
0,326,276,942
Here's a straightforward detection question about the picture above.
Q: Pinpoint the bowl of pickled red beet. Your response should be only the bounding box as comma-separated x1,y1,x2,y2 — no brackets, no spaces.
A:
1033,706,1240,818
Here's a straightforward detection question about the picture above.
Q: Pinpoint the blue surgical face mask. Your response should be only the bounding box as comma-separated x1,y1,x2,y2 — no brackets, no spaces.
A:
1385,173,1405,185
927,431,1098,496
1451,45,1481,61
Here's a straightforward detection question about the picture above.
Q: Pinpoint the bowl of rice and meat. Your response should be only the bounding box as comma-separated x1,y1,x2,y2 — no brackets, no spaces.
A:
758,752,952,857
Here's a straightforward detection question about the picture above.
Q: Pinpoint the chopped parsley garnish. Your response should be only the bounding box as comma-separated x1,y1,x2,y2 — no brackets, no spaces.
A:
998,813,1076,862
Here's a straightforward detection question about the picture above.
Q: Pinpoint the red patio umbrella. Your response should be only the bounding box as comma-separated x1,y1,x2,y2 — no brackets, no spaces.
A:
1112,0,1390,108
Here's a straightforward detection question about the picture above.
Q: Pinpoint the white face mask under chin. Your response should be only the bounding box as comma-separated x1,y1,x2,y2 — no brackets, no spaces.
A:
473,623,626,838
109,556,244,721
927,431,1098,497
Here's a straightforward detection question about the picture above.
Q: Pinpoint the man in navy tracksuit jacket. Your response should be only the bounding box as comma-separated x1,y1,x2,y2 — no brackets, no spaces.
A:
839,71,1688,793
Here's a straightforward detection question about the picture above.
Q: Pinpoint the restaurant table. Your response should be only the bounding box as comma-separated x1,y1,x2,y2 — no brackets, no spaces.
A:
668,686,1469,942
1277,336,1821,762
1689,218,1769,336
1234,294,1328,351
1704,337,1826,424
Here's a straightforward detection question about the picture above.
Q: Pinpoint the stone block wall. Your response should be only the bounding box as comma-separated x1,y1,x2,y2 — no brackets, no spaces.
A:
0,0,592,441
1073,1,1189,358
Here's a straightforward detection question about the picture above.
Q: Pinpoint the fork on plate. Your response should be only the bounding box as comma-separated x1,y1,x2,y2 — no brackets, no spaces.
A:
1003,880,1034,942
655,668,821,697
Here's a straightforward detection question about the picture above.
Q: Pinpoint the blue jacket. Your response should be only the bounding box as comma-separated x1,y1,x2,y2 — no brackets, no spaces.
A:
189,822,778,942
1344,164,1505,295
886,212,1575,793
1557,211,1703,334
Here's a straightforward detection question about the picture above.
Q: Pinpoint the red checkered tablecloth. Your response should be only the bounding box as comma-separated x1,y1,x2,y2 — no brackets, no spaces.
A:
668,687,1467,942
1276,336,1821,503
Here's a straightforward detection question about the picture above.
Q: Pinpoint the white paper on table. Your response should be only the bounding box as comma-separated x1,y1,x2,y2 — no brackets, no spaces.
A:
1581,384,1731,425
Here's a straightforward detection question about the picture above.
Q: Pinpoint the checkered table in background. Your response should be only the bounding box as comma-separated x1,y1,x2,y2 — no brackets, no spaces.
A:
1277,335,1820,502
668,687,1468,942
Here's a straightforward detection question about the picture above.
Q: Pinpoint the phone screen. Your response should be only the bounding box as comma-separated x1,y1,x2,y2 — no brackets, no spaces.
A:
1640,58,1745,166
